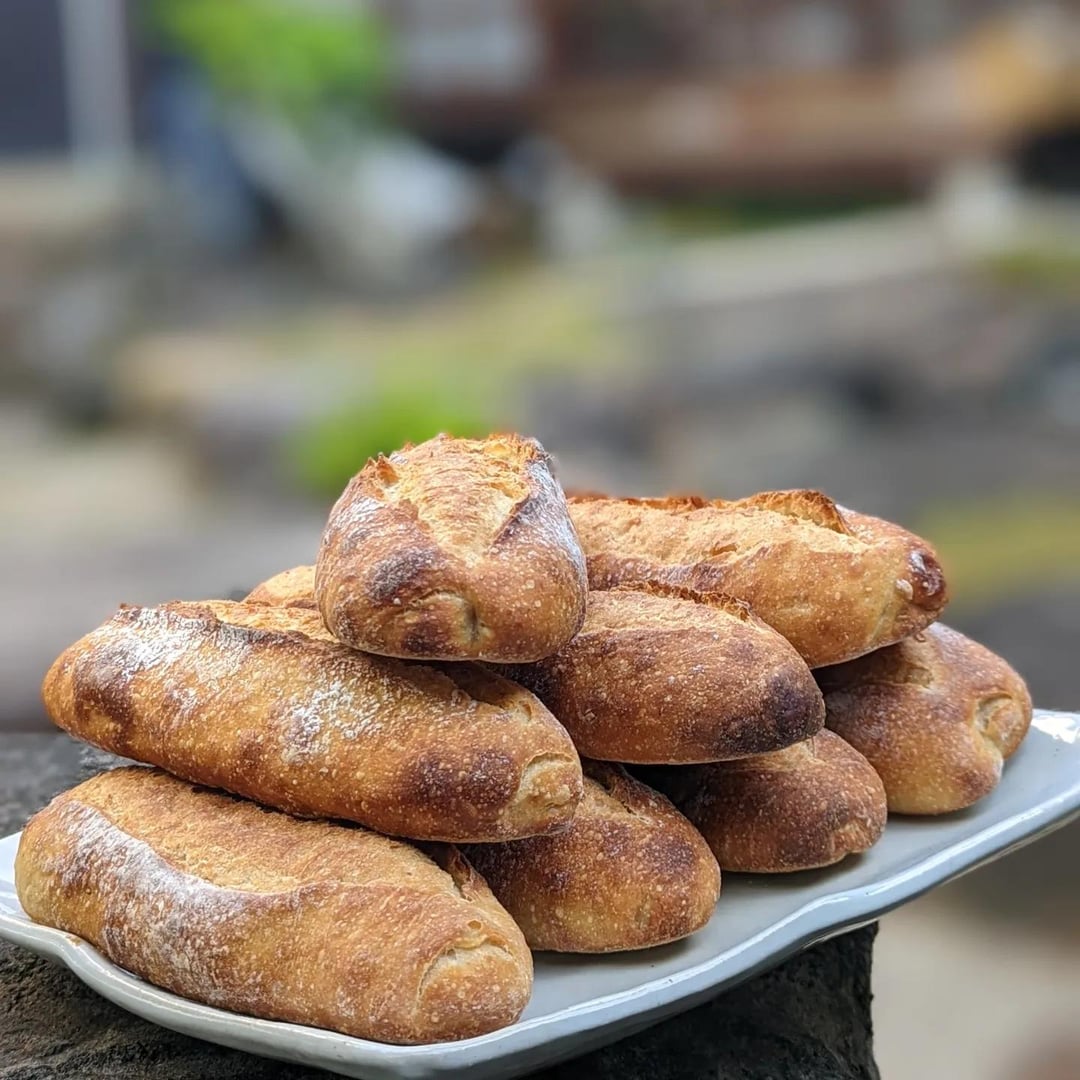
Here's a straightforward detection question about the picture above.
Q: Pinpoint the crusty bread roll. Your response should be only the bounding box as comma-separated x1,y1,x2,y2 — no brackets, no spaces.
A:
42,601,582,841
245,565,316,608
15,768,532,1044
648,730,887,872
569,490,948,667
463,761,720,952
502,583,824,763
315,433,587,662
817,623,1032,815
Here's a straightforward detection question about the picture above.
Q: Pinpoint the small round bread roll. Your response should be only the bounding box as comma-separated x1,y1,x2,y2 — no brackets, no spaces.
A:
464,762,721,952
817,623,1032,814
650,730,887,873
503,584,825,763
315,433,587,662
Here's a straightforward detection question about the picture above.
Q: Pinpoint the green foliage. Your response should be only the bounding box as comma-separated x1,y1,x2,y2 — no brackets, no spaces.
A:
153,0,391,121
982,248,1080,290
917,494,1080,607
286,387,491,498
644,194,910,239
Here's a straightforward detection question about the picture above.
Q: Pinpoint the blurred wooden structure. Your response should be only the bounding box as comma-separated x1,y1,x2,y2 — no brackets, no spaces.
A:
394,1,1080,192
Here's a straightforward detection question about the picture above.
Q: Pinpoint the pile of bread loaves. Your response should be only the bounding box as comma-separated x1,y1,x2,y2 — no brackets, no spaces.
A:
16,433,1032,1045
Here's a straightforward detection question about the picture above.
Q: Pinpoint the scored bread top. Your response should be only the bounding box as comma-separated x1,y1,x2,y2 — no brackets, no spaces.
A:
245,565,316,608
503,583,824,763
570,489,948,667
315,433,587,662
42,600,583,842
583,581,756,631
15,767,532,1044
817,623,1032,814
373,435,531,561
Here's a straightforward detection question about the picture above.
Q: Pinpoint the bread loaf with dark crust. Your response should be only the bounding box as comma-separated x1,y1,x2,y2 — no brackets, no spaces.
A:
15,768,532,1044
569,490,948,667
463,761,720,952
646,730,887,872
245,565,316,608
41,601,582,842
502,583,824,763
315,433,587,662
817,623,1032,815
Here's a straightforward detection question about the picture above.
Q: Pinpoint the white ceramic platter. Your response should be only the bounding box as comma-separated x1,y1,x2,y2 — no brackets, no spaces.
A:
2,710,1077,1080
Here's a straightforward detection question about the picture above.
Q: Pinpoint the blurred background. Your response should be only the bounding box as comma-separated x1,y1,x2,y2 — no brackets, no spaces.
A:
1,1,1077,1076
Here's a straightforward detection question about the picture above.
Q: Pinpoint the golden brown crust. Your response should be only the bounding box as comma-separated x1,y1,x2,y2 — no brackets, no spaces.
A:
502,585,824,763
463,762,720,952
647,730,887,872
315,434,587,662
817,623,1033,814
569,490,948,667
41,601,582,842
14,768,531,1044
244,565,316,609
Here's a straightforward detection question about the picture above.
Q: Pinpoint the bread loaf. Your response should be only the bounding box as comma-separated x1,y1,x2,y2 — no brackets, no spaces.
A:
647,729,887,872
503,583,824,763
570,490,948,667
42,601,582,841
315,433,587,661
464,761,720,952
817,623,1032,814
245,565,316,608
15,768,532,1044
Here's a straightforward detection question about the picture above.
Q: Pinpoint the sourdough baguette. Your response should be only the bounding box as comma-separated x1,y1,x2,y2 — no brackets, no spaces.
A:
817,623,1032,814
42,601,582,841
245,565,316,608
464,761,720,952
502,583,824,763
15,768,531,1044
315,433,587,662
570,490,948,667
647,729,887,872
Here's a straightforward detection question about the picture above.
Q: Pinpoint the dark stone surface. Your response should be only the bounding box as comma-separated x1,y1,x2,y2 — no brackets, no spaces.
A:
1,735,879,1079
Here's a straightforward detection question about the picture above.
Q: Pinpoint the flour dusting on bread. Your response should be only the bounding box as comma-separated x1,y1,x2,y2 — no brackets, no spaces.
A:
315,433,587,662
